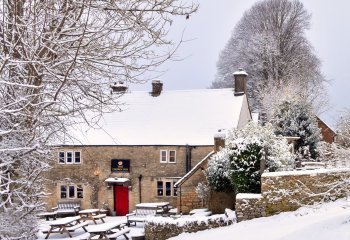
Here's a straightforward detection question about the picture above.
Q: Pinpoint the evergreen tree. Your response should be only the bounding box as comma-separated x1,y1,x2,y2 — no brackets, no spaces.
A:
271,99,321,158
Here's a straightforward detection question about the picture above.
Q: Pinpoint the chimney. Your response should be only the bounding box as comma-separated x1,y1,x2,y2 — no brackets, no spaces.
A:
151,80,163,97
214,131,226,152
111,81,127,93
234,68,248,96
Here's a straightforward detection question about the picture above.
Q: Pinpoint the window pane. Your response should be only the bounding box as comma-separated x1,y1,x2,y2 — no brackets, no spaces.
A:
60,186,67,199
169,151,176,163
58,152,65,164
165,182,171,196
67,152,73,163
160,151,167,163
74,152,81,164
77,185,83,198
157,181,163,196
173,184,177,196
69,185,75,198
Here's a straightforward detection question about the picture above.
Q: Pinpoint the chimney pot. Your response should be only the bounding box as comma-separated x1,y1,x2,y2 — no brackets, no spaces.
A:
233,69,248,96
151,80,163,97
111,81,128,93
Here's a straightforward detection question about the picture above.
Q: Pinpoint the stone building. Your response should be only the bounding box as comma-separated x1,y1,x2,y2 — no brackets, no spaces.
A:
44,71,251,215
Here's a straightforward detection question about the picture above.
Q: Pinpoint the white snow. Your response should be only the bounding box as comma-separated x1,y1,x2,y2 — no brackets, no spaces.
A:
170,198,350,240
236,193,262,199
262,168,350,177
104,177,130,183
66,89,245,145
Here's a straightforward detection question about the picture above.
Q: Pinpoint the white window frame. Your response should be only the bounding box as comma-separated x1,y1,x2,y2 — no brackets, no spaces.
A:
58,152,65,164
60,184,84,199
168,150,176,163
160,150,167,163
156,180,177,197
66,151,73,164
74,151,81,164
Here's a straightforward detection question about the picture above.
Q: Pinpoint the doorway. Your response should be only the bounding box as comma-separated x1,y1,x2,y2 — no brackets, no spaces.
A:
114,185,129,216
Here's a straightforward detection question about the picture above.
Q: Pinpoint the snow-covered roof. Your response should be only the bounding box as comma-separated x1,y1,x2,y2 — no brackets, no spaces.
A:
105,177,129,183
68,88,247,145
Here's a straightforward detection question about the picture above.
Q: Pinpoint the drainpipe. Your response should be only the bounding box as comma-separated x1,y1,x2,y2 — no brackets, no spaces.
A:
138,174,143,203
185,145,192,173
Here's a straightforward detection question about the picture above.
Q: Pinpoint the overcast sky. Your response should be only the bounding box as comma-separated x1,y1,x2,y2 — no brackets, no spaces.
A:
130,0,350,127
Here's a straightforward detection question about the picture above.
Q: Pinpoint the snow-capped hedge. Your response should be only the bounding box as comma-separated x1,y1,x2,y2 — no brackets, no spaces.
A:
145,211,236,240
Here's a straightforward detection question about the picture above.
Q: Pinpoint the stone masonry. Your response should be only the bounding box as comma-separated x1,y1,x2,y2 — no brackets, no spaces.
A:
235,168,350,221
44,145,212,213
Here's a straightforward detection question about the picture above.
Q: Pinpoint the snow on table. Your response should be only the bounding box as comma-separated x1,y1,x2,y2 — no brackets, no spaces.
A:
86,221,123,233
136,202,169,208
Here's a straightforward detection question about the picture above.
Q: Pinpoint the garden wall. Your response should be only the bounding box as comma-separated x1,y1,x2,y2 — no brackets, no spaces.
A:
145,214,235,240
236,168,350,221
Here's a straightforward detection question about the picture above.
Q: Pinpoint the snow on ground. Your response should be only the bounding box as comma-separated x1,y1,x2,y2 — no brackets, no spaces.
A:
170,198,350,240
36,216,143,240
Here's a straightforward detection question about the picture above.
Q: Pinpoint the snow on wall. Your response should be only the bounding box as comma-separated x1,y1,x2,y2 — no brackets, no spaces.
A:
236,168,350,222
145,213,235,240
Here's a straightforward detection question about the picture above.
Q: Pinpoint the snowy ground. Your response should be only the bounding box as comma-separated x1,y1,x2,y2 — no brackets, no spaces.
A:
170,199,350,240
36,216,142,240
37,199,350,240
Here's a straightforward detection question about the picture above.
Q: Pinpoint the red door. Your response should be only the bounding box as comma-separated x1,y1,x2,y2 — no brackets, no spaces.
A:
114,185,129,216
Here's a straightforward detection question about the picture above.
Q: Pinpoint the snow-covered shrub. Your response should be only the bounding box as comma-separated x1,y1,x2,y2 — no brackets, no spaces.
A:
230,139,262,193
206,148,233,192
317,142,350,168
270,98,321,159
196,182,210,207
336,111,350,148
206,122,293,193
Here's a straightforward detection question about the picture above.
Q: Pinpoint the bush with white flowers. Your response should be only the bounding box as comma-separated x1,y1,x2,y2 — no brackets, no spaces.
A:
206,122,293,193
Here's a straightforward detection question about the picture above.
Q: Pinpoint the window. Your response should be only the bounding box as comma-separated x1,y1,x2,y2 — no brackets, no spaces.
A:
157,181,163,196
169,150,176,163
74,152,81,164
77,185,83,198
159,150,176,163
58,152,65,164
160,150,167,163
66,152,73,164
156,180,177,197
69,185,75,198
165,182,171,196
60,184,83,199
57,150,81,164
61,185,67,198
173,184,178,196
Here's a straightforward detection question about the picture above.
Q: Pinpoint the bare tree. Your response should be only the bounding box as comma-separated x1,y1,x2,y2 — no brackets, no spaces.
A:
0,1,197,239
211,0,325,110
335,110,350,148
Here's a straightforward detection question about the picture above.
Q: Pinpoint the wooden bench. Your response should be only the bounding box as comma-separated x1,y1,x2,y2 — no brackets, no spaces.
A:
66,222,89,232
37,211,57,221
126,207,157,226
92,213,106,223
46,232,90,240
52,199,81,216
107,227,130,239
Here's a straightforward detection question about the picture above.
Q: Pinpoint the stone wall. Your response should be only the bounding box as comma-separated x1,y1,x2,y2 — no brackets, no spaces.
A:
44,145,212,213
235,194,266,221
177,159,234,214
145,215,234,240
235,168,350,221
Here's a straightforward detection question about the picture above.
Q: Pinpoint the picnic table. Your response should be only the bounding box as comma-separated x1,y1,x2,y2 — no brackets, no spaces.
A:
136,202,170,214
86,221,130,239
37,211,57,221
44,216,88,239
79,209,106,224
